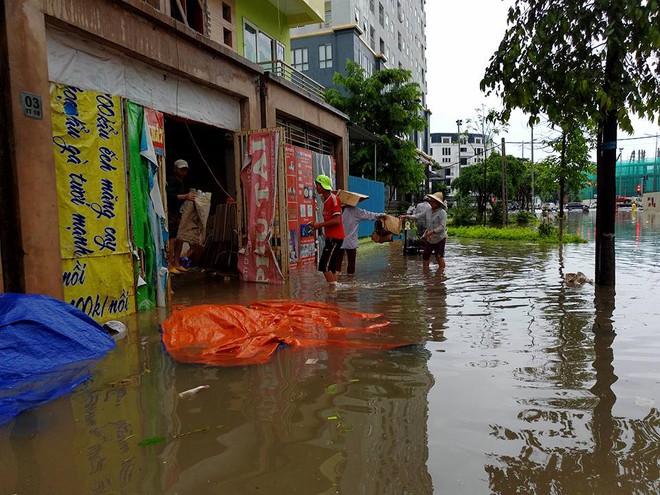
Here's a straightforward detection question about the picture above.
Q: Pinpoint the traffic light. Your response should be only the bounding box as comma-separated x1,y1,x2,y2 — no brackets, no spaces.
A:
637,184,642,193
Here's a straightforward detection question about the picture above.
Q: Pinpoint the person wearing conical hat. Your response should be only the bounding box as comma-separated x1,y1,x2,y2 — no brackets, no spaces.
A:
400,191,448,269
335,190,386,276
312,175,345,287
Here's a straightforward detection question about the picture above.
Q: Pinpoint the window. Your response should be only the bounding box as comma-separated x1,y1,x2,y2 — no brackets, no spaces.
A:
475,137,483,144
442,137,450,143
460,158,468,166
379,38,385,54
319,44,332,69
257,31,273,62
476,147,483,155
275,41,285,62
442,147,451,156
370,0,375,13
397,32,402,51
292,48,309,71
379,3,384,27
442,158,451,163
243,23,257,62
222,3,231,22
369,25,375,50
170,0,205,34
460,147,467,153
244,21,284,65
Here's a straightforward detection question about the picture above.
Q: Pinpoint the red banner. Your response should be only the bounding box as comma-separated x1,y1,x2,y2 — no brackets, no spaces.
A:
144,108,164,156
286,145,317,268
238,131,284,284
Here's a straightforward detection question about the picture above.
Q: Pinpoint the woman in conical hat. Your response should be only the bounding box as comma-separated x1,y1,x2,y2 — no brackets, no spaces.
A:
400,191,448,269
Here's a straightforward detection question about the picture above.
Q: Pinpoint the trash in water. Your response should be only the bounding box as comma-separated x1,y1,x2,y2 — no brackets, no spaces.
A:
102,320,128,339
178,385,210,399
138,436,167,446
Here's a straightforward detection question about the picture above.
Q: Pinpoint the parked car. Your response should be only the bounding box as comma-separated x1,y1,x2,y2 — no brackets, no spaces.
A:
566,202,589,212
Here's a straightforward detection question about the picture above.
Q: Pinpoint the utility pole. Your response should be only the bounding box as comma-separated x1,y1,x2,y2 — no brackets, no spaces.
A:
501,138,508,225
531,125,535,211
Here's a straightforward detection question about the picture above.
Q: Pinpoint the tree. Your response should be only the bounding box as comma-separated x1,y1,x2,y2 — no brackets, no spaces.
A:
451,152,529,221
481,0,660,286
325,61,428,197
465,105,508,224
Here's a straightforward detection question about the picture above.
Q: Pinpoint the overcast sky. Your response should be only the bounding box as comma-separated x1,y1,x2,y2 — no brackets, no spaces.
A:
425,0,660,162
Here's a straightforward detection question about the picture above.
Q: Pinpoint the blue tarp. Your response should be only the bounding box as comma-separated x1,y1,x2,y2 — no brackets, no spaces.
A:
0,293,116,425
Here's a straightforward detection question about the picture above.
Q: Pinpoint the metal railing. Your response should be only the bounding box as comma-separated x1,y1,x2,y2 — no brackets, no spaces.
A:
259,60,326,101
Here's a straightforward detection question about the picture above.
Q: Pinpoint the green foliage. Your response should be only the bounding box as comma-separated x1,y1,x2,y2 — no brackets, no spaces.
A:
448,225,586,244
537,221,556,237
325,61,428,194
451,152,536,212
513,210,534,225
489,201,504,226
481,1,660,132
448,204,479,226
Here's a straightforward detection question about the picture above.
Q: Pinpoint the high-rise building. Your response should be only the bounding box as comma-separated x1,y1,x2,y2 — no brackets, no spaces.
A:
291,0,430,158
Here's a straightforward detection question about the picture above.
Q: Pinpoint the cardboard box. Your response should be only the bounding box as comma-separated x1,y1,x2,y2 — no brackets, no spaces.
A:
337,189,369,207
382,214,402,235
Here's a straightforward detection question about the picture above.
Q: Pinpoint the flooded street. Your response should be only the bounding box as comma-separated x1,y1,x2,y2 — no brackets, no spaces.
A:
2,211,659,494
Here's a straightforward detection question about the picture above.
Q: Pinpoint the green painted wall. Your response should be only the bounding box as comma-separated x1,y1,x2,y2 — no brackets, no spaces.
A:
236,0,291,64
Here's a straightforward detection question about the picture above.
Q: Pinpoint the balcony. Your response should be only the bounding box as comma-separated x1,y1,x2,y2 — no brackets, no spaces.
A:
259,60,325,101
266,0,324,25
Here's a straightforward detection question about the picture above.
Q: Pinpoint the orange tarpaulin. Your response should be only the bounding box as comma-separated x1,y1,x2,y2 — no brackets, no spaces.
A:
161,300,407,366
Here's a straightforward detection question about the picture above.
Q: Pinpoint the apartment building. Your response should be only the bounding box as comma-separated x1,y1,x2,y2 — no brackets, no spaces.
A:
290,0,430,157
429,132,488,190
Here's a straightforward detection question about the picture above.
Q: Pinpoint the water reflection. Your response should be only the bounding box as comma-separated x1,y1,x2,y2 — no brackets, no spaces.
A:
1,212,659,494
486,285,659,494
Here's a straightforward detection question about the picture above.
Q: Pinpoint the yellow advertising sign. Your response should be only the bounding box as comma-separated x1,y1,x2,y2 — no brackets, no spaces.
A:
51,83,135,320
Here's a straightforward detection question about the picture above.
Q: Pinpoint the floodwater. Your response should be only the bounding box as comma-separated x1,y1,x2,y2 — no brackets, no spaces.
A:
2,210,659,495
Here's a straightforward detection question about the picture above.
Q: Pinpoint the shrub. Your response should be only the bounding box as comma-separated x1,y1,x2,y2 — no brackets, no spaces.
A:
489,202,503,226
537,221,555,237
449,204,478,226
514,210,534,225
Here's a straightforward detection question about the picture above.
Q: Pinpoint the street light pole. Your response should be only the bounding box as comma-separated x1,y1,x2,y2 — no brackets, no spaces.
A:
456,119,463,172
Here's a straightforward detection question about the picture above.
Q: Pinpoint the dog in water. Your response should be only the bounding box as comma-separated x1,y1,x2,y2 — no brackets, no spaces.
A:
564,271,594,286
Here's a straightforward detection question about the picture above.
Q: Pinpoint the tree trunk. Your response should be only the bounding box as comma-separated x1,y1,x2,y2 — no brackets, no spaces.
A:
595,114,617,286
595,9,623,287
